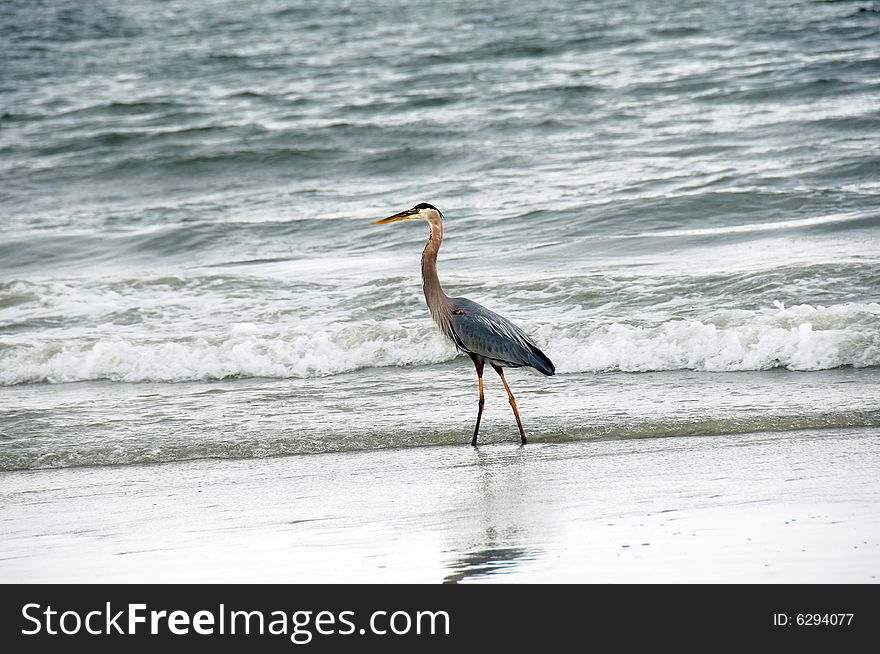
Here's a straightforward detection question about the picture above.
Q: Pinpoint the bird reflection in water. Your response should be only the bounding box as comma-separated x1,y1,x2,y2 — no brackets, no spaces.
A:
442,540,538,584
441,447,545,584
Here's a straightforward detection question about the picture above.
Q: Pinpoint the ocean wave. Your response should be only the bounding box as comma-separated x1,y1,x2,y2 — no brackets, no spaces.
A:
549,301,880,373
0,321,456,385
1,302,878,385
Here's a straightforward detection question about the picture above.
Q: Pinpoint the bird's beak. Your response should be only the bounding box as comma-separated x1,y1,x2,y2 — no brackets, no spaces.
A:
373,208,418,225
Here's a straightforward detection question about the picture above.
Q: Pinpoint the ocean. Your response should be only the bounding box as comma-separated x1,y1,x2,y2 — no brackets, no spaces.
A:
1,0,879,582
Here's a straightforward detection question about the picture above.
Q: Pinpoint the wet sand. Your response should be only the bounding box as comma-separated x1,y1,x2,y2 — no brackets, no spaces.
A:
2,426,878,583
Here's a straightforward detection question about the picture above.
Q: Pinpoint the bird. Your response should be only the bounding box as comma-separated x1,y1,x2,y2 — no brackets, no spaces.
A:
373,202,555,446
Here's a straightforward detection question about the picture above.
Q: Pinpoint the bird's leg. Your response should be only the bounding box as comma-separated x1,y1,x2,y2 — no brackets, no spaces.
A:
470,355,485,447
492,364,527,445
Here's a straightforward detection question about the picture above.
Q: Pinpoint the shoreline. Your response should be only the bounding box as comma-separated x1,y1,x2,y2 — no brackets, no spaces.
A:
2,426,878,583
3,365,879,472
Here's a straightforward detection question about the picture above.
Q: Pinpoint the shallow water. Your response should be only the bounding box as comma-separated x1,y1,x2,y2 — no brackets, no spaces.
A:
2,0,880,470
2,366,879,471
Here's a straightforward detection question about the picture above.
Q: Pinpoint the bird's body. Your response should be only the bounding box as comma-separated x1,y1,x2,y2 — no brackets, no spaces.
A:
445,297,555,375
374,203,554,446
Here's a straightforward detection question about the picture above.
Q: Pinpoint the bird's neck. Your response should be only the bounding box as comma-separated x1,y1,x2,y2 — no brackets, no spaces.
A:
422,216,452,329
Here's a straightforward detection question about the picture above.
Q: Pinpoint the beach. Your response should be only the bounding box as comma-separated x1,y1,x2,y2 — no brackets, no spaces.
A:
2,0,880,584
3,368,878,583
3,429,878,584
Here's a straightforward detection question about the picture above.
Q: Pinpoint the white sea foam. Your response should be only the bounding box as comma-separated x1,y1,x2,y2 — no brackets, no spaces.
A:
0,321,456,385
548,301,880,373
1,302,878,384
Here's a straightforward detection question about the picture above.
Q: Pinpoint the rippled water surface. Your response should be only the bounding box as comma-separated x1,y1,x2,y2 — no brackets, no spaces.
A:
1,0,879,470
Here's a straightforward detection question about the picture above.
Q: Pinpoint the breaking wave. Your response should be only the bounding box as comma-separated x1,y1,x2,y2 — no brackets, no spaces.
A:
1,301,878,385
551,301,880,373
0,321,455,385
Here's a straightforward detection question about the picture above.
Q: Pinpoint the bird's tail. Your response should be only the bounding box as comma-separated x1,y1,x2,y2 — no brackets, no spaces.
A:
529,345,556,376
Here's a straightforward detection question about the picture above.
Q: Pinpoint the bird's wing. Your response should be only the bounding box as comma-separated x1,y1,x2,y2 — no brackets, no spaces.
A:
448,298,555,375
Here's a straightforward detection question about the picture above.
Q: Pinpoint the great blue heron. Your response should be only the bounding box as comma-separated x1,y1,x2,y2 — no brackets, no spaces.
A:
374,203,555,446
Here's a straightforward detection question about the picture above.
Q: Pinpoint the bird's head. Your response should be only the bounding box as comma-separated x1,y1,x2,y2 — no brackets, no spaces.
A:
373,202,443,226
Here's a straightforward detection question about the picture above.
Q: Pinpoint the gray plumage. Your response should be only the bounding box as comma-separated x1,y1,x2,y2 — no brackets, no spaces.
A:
375,202,554,446
415,204,555,376
446,297,555,376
